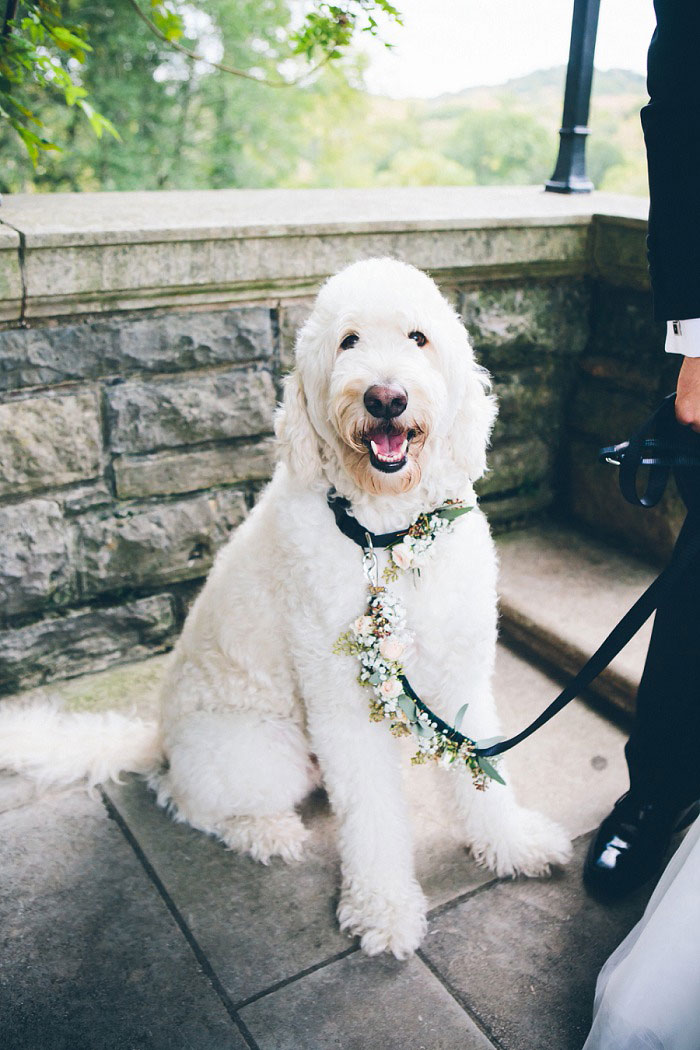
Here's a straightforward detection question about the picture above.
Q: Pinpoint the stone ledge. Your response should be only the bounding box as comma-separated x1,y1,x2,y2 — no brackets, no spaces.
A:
0,186,647,246
0,222,22,322
0,187,648,319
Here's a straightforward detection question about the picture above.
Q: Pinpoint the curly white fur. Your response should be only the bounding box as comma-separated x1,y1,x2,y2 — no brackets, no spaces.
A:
0,258,571,957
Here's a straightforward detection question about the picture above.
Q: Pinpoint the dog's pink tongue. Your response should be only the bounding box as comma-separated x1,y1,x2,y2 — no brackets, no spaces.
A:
372,432,405,455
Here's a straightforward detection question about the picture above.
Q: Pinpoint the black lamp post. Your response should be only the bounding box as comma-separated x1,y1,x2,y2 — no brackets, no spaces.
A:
546,0,601,193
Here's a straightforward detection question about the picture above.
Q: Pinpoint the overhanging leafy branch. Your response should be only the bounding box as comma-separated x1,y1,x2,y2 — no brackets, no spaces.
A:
0,0,402,164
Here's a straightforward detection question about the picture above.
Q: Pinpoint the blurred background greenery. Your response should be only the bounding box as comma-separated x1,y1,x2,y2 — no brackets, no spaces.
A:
0,0,648,196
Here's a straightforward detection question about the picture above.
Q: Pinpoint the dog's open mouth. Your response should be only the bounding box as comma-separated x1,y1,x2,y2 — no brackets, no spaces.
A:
363,426,416,473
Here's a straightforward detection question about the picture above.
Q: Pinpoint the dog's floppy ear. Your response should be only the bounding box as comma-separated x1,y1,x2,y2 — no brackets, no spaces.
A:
275,371,324,485
445,324,497,482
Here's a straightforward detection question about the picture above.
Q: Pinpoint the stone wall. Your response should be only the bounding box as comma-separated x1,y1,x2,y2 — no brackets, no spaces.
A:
0,187,651,692
565,222,684,564
0,306,281,692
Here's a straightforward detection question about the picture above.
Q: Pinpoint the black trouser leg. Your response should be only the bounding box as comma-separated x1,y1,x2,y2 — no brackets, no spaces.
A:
625,473,700,811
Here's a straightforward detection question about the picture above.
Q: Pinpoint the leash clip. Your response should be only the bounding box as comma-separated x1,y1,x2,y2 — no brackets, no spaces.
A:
362,533,380,589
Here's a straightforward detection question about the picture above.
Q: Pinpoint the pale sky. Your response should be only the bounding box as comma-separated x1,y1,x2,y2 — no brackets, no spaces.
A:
361,0,656,98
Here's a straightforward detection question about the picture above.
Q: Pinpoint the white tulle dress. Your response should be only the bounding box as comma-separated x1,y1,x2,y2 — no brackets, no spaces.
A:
583,816,700,1050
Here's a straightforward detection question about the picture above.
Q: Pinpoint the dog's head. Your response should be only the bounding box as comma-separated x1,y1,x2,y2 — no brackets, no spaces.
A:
276,258,496,497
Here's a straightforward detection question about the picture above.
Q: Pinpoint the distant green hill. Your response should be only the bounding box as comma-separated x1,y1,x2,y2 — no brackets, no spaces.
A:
429,65,645,105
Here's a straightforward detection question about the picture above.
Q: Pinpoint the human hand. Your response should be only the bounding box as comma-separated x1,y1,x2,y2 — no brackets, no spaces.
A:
675,356,700,432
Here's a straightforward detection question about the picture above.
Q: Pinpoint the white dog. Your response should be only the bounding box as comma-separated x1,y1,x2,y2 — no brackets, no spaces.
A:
0,258,571,958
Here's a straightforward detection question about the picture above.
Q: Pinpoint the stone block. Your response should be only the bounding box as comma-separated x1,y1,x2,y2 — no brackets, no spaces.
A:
482,481,553,528
0,595,176,694
113,438,275,499
240,952,493,1050
421,836,652,1050
106,367,276,454
587,282,661,365
0,389,101,498
0,792,247,1049
0,307,274,391
0,499,76,618
569,378,657,443
478,436,550,499
77,489,247,595
490,361,570,443
578,354,663,397
278,298,313,372
593,218,650,290
460,279,590,363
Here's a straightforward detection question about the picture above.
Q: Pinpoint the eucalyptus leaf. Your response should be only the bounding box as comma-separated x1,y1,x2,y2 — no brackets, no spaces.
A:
476,756,506,786
414,719,435,739
369,672,382,686
397,696,416,721
438,506,473,521
476,735,506,750
453,702,469,732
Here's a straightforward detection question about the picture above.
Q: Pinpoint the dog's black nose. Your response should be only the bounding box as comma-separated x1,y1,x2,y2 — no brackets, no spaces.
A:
363,384,408,420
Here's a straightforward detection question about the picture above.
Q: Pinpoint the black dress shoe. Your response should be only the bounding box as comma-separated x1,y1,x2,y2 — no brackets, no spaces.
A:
583,793,698,899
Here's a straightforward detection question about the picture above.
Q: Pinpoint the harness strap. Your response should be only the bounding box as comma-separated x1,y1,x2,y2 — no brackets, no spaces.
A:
327,490,412,549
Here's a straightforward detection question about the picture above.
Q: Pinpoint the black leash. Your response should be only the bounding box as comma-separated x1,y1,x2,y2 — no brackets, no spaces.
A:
479,508,700,757
329,394,700,762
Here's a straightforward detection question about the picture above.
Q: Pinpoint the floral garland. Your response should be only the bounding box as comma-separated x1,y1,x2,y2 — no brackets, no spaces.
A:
334,500,505,790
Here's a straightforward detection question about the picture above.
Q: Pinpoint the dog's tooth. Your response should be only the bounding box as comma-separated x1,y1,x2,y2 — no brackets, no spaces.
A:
370,440,379,455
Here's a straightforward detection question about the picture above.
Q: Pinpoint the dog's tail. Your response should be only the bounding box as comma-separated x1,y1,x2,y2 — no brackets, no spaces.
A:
0,701,162,791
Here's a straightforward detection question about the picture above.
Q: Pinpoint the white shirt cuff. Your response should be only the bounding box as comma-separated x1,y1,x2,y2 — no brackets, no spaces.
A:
665,318,700,356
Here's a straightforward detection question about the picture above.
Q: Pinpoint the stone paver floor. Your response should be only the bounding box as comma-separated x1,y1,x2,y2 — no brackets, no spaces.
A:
0,644,664,1050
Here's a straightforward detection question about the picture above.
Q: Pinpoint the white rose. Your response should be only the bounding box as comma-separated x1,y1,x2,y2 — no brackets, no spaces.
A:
352,615,374,637
379,677,402,699
379,636,404,662
391,542,413,571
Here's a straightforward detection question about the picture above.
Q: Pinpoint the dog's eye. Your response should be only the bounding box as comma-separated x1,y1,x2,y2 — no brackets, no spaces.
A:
408,330,427,347
340,333,359,351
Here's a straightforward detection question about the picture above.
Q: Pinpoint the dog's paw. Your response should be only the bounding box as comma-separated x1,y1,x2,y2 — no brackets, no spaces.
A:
337,878,428,959
218,812,310,865
471,807,573,879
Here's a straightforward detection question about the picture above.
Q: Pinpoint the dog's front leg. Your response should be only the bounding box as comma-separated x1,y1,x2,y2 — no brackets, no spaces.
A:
304,682,427,959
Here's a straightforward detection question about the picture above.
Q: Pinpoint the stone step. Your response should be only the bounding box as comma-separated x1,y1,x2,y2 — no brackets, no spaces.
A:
496,522,658,717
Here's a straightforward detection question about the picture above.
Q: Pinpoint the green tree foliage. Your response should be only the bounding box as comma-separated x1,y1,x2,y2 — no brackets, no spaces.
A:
445,107,555,186
0,0,401,191
0,0,119,171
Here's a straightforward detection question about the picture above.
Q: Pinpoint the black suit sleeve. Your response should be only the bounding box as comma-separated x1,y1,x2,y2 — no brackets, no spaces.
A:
641,0,700,321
